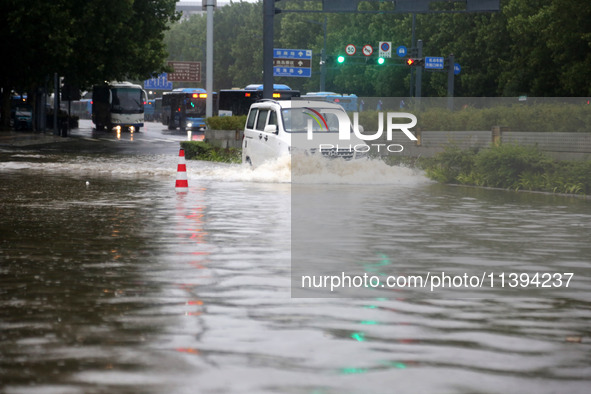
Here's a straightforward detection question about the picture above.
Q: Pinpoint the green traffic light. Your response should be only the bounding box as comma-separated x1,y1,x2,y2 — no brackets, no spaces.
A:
377,57,385,65
337,55,345,64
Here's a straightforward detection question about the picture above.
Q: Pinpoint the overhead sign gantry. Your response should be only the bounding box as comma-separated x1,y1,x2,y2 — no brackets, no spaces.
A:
262,0,500,99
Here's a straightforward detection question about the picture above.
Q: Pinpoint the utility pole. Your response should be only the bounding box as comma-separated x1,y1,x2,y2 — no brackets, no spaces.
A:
320,16,327,91
447,54,455,110
205,0,215,118
53,73,59,136
416,39,423,99
410,14,416,97
263,0,275,99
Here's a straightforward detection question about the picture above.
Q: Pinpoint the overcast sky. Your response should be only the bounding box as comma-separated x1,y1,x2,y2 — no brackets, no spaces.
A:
177,0,258,2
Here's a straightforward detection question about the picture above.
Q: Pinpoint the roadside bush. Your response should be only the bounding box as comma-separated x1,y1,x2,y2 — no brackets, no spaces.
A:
180,141,241,163
546,160,591,194
349,103,590,133
421,143,591,195
206,115,246,131
423,145,477,184
404,103,591,132
473,144,553,189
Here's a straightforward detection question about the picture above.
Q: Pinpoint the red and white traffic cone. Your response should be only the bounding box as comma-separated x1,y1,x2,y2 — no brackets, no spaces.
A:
175,148,189,191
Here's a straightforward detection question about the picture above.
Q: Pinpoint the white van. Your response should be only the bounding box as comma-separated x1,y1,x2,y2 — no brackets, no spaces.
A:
242,100,368,167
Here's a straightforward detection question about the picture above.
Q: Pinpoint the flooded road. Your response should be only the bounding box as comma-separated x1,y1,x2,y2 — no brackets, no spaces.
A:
1,121,590,393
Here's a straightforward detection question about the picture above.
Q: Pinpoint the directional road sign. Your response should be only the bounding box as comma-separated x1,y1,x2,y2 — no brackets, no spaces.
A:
143,73,173,90
454,63,461,75
273,48,312,77
167,61,201,82
424,56,445,70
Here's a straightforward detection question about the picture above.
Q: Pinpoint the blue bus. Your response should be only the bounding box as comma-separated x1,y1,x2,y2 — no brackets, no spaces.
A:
70,99,92,119
218,84,300,116
161,88,218,130
300,92,359,112
10,94,33,130
144,99,155,121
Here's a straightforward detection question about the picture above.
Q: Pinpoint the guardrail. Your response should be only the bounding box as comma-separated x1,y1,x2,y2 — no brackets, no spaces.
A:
387,128,591,160
203,127,591,161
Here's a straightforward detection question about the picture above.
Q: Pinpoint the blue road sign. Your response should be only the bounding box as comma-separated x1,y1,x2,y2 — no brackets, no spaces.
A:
144,73,173,90
273,48,312,78
454,63,461,75
273,67,312,77
425,56,445,70
396,45,407,57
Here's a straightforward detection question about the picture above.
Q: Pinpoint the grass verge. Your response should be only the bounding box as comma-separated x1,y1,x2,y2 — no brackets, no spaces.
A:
384,144,591,195
180,141,241,164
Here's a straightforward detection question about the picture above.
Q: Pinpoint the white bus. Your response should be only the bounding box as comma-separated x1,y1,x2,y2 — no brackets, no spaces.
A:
92,82,146,132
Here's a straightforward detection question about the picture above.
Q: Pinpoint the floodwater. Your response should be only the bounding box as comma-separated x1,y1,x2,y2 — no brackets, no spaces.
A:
1,125,590,393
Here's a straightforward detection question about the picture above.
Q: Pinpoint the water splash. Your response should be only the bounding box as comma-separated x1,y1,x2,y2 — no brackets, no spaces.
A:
186,154,430,185
1,151,429,185
291,154,430,185
187,155,292,183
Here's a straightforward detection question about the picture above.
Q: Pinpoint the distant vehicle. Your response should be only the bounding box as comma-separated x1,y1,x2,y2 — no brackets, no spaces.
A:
92,81,146,132
218,84,300,116
242,99,368,167
144,99,155,121
11,95,33,131
70,99,92,119
153,97,162,122
300,92,359,112
161,88,218,131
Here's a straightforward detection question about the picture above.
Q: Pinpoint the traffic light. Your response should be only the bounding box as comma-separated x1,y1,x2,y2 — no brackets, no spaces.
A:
337,55,345,64
365,57,386,65
406,57,424,67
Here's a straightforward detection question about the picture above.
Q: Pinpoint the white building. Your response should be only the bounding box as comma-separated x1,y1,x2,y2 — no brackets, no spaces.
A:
176,1,231,20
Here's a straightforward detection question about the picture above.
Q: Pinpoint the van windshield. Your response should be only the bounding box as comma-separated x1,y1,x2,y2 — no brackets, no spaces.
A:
281,108,343,133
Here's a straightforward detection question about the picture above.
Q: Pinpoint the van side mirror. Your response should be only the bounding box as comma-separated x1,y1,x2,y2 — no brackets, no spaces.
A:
264,124,278,134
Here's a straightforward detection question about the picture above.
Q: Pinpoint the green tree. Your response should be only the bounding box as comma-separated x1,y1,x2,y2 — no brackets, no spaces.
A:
164,1,263,90
0,0,179,130
220,1,264,88
500,0,591,96
159,0,591,99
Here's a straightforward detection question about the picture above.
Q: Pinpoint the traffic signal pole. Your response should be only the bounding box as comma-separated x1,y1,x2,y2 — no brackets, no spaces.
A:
205,0,214,118
447,54,455,110
410,14,416,97
416,39,423,100
320,16,327,91
263,0,275,100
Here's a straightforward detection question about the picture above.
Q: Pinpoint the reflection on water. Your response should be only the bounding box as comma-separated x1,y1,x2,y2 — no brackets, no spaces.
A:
1,154,590,393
